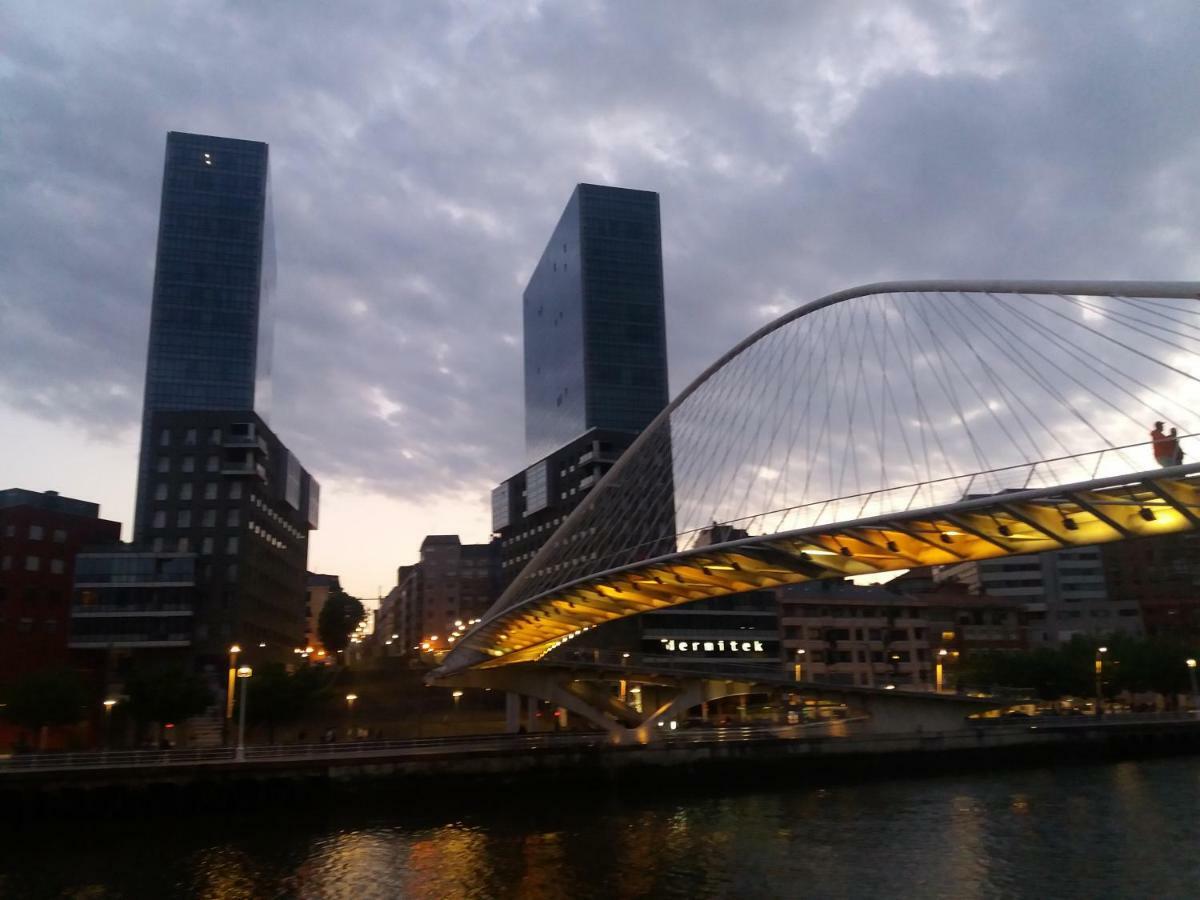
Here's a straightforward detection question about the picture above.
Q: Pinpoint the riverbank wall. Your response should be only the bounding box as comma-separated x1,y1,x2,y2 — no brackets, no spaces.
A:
6,718,1200,817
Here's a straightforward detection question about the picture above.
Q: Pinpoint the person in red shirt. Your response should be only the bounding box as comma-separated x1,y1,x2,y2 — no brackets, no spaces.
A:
1151,421,1173,467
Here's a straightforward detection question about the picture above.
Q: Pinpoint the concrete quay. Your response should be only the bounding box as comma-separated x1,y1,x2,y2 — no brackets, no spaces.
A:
4,716,1200,815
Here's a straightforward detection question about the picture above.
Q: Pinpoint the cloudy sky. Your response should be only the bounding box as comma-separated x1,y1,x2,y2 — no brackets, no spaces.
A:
3,1,1199,599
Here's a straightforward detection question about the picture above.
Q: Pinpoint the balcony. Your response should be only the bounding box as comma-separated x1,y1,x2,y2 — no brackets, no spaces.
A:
221,456,268,480
69,633,191,648
72,604,193,618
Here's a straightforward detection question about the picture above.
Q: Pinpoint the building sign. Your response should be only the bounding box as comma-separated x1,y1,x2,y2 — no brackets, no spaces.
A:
659,638,766,654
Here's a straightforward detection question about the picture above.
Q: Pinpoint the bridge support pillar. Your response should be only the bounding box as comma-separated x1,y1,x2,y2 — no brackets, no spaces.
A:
505,693,521,734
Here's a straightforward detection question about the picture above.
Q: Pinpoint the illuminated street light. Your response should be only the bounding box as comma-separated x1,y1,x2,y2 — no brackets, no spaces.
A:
452,689,464,714
1187,659,1199,715
1095,647,1108,718
793,648,806,683
102,699,117,750
936,649,949,693
235,665,253,761
225,644,242,728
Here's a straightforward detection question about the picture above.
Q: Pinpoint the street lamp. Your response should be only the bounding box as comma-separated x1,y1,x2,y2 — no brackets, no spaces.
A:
225,644,242,731
936,649,948,693
793,648,806,683
235,665,253,761
452,689,464,714
102,700,117,748
345,693,358,739
1094,646,1108,718
1187,659,1199,716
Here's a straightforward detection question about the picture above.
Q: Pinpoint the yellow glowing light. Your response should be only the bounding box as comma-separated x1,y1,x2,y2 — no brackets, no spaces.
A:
237,665,253,678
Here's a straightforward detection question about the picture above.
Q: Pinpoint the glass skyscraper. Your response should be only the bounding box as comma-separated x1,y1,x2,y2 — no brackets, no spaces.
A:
134,132,274,539
523,183,669,462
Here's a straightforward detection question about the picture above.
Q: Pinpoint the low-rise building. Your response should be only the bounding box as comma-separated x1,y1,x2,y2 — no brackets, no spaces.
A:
0,489,121,684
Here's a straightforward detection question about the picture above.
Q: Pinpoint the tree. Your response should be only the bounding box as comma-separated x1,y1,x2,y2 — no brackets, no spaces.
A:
125,665,212,742
318,587,366,656
244,661,330,742
1,668,88,749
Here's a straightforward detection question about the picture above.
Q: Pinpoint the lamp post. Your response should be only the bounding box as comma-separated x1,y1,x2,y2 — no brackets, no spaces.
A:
225,644,241,740
102,700,117,748
1187,659,1199,716
936,649,948,693
1094,646,1108,718
345,693,358,740
235,665,252,761
452,689,464,716
793,648,806,683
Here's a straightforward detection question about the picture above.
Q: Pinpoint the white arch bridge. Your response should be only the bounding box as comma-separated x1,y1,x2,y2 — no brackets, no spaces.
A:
433,281,1200,737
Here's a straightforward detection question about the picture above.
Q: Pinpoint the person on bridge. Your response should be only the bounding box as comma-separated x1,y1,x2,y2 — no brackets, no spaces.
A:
1151,422,1174,467
1169,427,1185,466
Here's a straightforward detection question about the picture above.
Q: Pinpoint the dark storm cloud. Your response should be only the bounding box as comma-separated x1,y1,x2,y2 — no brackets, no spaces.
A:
3,0,1199,506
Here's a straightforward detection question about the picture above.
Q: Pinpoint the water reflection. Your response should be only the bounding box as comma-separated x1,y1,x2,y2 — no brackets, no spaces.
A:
4,758,1200,899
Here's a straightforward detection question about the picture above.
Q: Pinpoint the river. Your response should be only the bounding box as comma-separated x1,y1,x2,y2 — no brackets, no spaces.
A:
3,757,1199,898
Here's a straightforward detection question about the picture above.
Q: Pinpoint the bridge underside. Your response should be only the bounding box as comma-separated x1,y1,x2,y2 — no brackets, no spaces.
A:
439,465,1200,672
437,660,1001,742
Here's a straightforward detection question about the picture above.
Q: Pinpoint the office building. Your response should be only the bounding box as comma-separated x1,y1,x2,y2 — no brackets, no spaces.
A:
135,131,275,541
936,548,1141,645
523,183,668,461
380,536,499,657
126,131,318,677
1101,534,1200,638
777,581,935,688
494,183,671,587
138,410,318,665
0,490,121,683
70,549,197,654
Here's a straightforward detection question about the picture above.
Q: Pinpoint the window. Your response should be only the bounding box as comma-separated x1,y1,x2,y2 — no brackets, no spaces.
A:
180,483,193,501
176,510,191,528
201,537,214,555
209,427,221,445
2,525,13,537
185,428,197,446
206,455,220,473
159,428,171,447
177,537,190,553
228,482,242,500
226,536,239,555
157,457,170,473
226,563,238,581
202,510,216,528
49,559,64,575
155,484,168,501
28,525,44,540
182,456,195,473
204,483,218,500
152,537,164,553
25,556,40,572
227,510,239,528
0,556,9,571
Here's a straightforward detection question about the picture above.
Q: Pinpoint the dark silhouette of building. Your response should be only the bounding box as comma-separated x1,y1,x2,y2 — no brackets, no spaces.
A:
522,183,669,462
1101,533,1200,637
493,184,671,589
135,131,275,541
137,410,318,665
0,489,121,683
126,132,317,675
